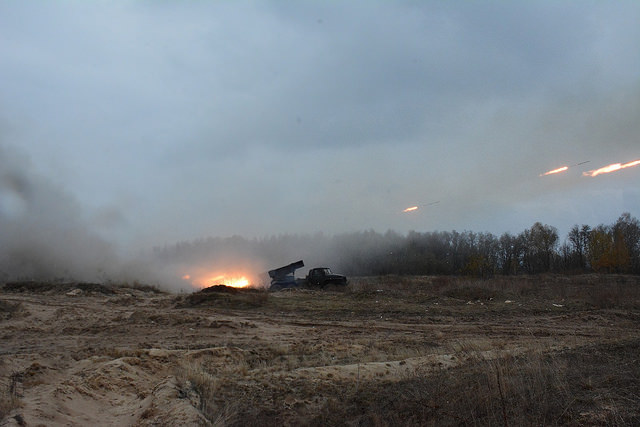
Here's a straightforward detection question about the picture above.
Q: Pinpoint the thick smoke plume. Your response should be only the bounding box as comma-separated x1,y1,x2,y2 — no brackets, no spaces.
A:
0,145,181,287
0,145,120,282
0,145,277,291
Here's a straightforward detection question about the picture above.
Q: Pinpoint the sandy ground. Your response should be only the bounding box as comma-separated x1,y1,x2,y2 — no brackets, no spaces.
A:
1,277,640,426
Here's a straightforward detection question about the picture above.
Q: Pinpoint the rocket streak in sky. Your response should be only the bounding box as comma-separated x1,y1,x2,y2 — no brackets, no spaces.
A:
540,166,569,176
540,161,590,177
583,159,640,177
403,201,440,213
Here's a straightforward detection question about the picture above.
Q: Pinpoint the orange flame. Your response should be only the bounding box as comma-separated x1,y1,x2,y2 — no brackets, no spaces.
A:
540,166,569,176
583,159,640,177
403,206,419,213
182,272,251,289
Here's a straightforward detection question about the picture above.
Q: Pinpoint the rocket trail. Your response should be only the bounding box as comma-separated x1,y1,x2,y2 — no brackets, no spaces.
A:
403,201,440,213
540,161,590,176
583,159,640,177
540,166,569,176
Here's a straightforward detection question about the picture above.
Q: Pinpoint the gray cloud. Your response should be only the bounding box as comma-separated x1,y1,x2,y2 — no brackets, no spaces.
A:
1,0,638,254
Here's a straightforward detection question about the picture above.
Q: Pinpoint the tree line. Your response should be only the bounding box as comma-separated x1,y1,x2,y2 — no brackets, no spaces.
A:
334,213,640,277
152,213,640,278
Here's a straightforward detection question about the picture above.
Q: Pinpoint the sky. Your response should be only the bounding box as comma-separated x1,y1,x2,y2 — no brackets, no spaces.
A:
1,1,639,257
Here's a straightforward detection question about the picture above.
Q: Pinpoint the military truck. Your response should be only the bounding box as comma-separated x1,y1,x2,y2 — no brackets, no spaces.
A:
268,260,347,290
305,267,348,287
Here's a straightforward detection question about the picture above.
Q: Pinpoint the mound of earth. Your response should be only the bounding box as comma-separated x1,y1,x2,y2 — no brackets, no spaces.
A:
177,285,268,308
200,284,241,294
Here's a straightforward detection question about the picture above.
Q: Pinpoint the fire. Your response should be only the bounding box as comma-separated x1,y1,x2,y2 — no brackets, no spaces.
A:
181,272,252,289
540,166,569,176
217,276,250,288
583,159,640,177
403,206,419,213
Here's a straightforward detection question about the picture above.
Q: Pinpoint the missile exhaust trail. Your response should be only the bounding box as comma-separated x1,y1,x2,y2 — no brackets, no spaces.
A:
403,201,440,213
540,161,590,176
583,159,640,177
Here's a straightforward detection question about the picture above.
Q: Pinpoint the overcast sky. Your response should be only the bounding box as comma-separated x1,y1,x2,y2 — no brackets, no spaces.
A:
1,1,639,252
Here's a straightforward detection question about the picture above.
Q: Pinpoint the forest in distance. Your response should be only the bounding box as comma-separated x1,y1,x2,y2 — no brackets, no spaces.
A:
153,212,640,280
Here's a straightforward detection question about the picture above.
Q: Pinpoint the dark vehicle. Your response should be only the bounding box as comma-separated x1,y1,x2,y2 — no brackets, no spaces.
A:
306,267,348,287
268,261,347,290
268,260,304,290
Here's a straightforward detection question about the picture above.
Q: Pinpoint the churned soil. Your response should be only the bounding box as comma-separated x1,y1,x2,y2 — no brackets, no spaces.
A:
1,275,640,426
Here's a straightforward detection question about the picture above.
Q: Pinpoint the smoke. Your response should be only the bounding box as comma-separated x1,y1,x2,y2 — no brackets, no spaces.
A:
0,144,187,288
0,145,115,280
150,234,335,289
149,231,406,288
0,145,286,291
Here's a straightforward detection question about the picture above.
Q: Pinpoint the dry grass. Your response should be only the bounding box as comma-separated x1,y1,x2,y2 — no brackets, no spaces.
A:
362,339,640,426
0,365,23,422
0,300,27,420
2,280,116,295
0,382,19,422
348,274,640,311
1,280,164,295
3,274,639,425
175,356,249,425
109,281,165,294
169,275,640,426
177,340,640,426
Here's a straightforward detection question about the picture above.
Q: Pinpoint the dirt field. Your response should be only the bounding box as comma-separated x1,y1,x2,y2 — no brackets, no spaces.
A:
2,275,640,426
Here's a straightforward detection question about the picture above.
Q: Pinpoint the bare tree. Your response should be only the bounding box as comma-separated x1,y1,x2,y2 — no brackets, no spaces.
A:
613,213,640,273
522,222,559,273
567,224,591,271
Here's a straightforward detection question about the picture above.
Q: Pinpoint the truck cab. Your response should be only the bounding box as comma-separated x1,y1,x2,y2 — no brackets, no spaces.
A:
306,267,348,287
